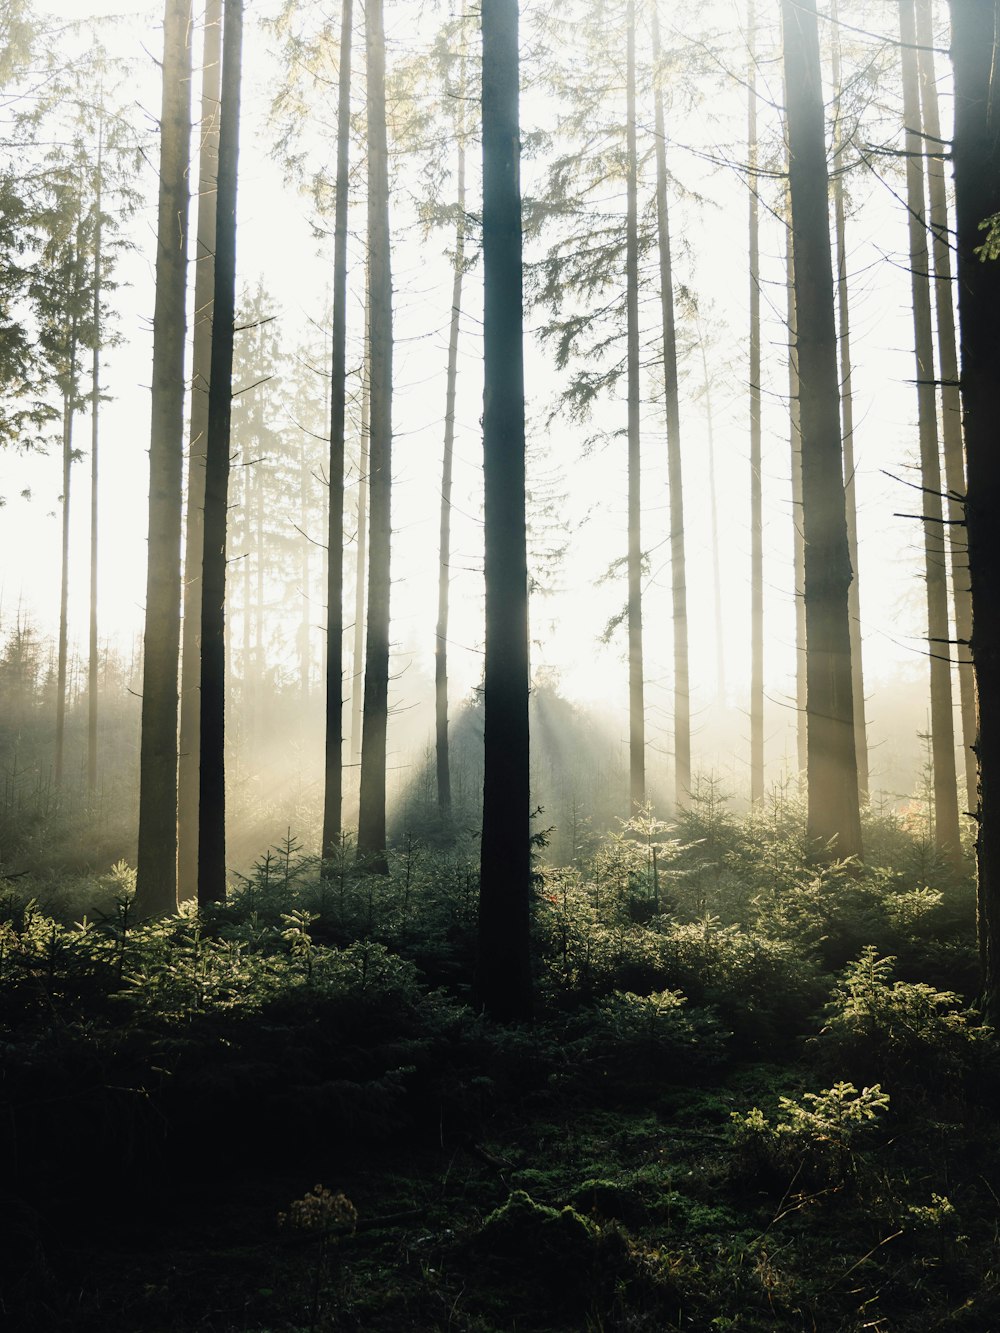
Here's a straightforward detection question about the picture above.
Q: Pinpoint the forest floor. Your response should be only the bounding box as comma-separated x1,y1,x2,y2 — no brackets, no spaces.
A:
3,805,1000,1329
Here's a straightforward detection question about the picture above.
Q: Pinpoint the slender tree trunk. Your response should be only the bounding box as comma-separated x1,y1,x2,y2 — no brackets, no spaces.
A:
321,0,353,866
197,0,242,907
477,0,533,1023
88,123,103,796
177,0,222,902
830,0,868,802
356,0,392,868
698,334,725,708
748,0,764,803
436,40,467,828
651,2,689,806
135,0,192,918
899,0,962,861
947,0,1000,1005
55,340,75,789
625,0,644,810
781,0,862,859
351,292,369,766
915,0,977,817
785,182,808,784
299,432,310,700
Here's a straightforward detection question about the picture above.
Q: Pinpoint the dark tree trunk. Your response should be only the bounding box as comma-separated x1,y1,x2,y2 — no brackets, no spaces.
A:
948,0,1000,1004
197,0,242,907
351,292,369,767
625,0,644,811
477,0,533,1023
321,0,353,868
356,0,392,869
177,0,222,903
748,0,763,803
781,0,862,859
55,334,76,789
830,0,868,803
435,40,467,828
900,0,962,862
88,124,103,796
134,0,192,918
785,182,807,785
916,0,977,817
651,1,689,807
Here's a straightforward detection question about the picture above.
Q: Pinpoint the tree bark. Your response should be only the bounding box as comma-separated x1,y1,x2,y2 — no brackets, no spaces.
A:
830,0,869,803
899,0,962,862
135,0,192,918
435,35,467,829
321,0,353,867
625,0,645,811
197,0,242,907
915,0,977,817
88,122,103,796
785,182,807,785
781,0,862,859
651,1,690,807
356,0,392,869
947,0,1000,1003
748,0,764,804
351,282,369,767
55,334,75,789
477,0,533,1023
177,0,222,903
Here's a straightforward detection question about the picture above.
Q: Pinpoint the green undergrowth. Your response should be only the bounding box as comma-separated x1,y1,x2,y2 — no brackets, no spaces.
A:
1,799,997,1329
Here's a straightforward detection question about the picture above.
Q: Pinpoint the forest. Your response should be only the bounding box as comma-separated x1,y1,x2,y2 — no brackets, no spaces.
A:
3,0,1000,1327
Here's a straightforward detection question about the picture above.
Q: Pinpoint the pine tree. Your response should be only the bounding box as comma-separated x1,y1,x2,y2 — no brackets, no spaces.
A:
781,0,862,859
134,0,193,918
477,0,533,1023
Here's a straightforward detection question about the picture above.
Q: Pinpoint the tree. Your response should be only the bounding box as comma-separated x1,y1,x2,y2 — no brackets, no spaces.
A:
320,0,353,868
650,0,690,808
829,0,868,802
198,0,243,907
899,0,961,862
781,0,862,859
914,0,977,817
356,0,392,869
87,120,103,795
748,0,764,804
948,0,1000,1005
477,0,533,1023
134,0,193,918
178,0,222,903
625,0,645,810
435,18,469,829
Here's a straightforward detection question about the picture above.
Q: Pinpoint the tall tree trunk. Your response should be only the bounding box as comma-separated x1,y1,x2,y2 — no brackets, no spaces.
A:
88,123,103,796
748,0,764,803
915,0,977,816
135,0,192,918
351,289,369,766
436,38,467,828
298,432,311,700
54,334,75,789
177,0,222,902
698,334,725,708
625,0,644,811
830,0,869,802
321,0,353,866
785,182,807,784
651,1,690,806
197,0,242,907
477,0,533,1023
781,0,862,859
356,0,392,868
899,0,962,861
947,0,1000,1003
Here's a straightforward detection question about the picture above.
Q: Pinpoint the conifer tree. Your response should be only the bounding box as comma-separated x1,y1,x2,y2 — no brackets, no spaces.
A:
135,0,193,918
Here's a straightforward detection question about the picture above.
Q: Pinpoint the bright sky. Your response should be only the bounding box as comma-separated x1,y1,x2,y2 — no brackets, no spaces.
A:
1,0,958,804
